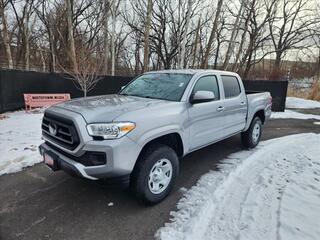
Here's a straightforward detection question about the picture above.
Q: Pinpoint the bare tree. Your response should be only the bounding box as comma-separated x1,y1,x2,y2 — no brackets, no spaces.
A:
179,0,192,69
143,0,152,72
125,0,204,70
269,0,317,76
213,11,228,69
239,0,278,79
62,47,102,97
35,0,58,72
110,0,120,76
232,0,253,72
103,0,110,75
222,0,245,70
10,0,36,70
0,0,13,69
1,0,320,82
65,0,78,72
201,0,224,69
191,15,201,68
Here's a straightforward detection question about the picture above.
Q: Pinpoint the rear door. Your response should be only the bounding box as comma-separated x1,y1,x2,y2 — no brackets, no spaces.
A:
188,75,225,150
220,75,247,136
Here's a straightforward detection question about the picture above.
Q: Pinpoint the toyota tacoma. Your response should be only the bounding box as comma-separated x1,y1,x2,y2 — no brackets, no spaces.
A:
39,70,272,204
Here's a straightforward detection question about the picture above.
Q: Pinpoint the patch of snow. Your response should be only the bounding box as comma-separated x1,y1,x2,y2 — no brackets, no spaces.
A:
314,122,320,125
286,97,320,109
271,110,320,120
0,111,43,175
179,187,188,193
156,133,320,240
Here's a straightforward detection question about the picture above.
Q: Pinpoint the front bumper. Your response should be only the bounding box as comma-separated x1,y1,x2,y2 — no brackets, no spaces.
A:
39,135,142,181
40,107,143,182
40,143,99,180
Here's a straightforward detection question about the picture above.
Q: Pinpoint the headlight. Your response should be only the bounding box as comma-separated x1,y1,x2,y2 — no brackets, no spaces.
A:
87,122,135,139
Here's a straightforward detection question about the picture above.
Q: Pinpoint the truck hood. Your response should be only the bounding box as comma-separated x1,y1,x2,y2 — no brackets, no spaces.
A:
53,94,171,123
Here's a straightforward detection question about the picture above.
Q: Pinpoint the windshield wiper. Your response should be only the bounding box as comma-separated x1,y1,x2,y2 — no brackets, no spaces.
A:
143,95,170,101
120,93,168,101
128,94,154,99
119,93,142,97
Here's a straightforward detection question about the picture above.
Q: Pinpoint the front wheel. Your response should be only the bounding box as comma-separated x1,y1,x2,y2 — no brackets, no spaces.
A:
130,144,179,205
241,116,262,149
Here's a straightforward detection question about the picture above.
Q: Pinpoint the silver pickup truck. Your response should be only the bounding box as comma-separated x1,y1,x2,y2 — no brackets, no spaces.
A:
39,70,272,204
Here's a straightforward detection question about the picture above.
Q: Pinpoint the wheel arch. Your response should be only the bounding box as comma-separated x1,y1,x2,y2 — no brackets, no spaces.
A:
253,109,265,123
136,132,184,161
244,108,266,131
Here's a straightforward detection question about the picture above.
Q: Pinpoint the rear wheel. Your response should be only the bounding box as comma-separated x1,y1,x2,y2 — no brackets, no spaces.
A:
130,144,179,205
241,116,262,149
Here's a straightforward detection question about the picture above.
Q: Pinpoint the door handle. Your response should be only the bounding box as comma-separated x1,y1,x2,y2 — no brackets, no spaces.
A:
217,106,224,112
240,101,246,105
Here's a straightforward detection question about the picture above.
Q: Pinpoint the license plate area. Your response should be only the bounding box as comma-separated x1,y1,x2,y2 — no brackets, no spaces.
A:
43,151,59,171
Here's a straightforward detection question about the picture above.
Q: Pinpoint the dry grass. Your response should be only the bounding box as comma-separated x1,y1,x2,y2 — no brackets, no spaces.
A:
309,80,320,101
287,87,311,99
287,78,320,101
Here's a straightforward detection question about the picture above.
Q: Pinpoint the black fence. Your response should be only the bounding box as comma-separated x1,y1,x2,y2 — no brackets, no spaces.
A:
0,70,132,113
0,70,288,113
243,80,288,112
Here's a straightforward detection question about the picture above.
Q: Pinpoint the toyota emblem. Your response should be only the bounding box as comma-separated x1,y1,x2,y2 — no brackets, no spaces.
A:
49,123,58,135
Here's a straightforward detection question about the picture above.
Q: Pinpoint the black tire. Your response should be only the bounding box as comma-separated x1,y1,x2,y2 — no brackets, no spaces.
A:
130,144,179,205
241,116,262,149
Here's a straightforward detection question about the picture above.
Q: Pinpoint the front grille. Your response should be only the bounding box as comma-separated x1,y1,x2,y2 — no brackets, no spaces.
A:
42,112,80,150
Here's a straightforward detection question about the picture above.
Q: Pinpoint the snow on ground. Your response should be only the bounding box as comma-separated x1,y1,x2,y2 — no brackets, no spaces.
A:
156,133,320,240
271,110,320,120
286,97,320,109
272,97,320,120
0,111,43,175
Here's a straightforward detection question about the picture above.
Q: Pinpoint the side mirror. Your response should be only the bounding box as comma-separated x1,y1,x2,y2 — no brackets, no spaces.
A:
190,91,215,104
121,86,126,90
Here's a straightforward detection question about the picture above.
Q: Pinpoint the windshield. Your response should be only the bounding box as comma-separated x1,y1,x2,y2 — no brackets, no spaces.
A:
119,73,193,101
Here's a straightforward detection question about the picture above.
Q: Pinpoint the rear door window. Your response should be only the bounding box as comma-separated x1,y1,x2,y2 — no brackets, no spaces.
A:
221,75,241,98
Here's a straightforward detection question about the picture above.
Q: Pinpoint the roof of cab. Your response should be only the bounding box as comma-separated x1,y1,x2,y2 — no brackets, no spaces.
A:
146,69,239,77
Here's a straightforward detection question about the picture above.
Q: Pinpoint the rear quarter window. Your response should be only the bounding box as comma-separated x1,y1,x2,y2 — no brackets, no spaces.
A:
221,75,241,98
